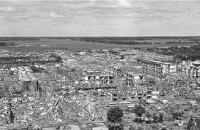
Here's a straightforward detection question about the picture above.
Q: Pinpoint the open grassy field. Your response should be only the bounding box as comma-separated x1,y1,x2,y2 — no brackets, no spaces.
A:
0,38,198,52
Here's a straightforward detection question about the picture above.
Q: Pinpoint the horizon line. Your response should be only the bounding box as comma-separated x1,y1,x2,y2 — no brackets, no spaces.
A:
0,36,200,38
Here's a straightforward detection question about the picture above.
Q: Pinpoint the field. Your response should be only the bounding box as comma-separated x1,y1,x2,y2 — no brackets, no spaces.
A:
0,37,199,52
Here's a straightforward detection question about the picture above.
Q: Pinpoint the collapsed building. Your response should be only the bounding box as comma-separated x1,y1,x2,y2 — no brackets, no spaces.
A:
124,72,144,87
0,54,62,68
18,67,42,97
109,64,123,77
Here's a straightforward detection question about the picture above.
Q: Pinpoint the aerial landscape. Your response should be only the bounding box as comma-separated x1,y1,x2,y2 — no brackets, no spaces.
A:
0,0,200,130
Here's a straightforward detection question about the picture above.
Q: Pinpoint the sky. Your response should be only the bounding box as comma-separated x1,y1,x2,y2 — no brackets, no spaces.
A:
0,0,200,37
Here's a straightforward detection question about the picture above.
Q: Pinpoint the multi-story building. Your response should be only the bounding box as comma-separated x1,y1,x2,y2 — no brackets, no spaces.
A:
138,59,172,79
182,61,200,79
99,74,114,85
124,72,144,87
84,70,114,85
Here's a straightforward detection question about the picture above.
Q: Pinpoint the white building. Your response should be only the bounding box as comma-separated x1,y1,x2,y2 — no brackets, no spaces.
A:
138,59,173,78
182,61,200,79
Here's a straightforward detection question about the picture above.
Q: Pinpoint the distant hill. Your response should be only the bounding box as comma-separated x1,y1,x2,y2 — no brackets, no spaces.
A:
68,36,200,45
0,36,200,52
0,37,40,41
1,36,200,42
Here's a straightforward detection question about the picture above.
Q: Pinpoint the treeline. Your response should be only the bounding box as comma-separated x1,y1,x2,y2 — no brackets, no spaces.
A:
166,42,197,44
1,37,200,42
77,38,154,45
159,44,200,61
0,55,62,66
0,37,40,41
70,36,200,41
0,41,15,46
102,41,153,45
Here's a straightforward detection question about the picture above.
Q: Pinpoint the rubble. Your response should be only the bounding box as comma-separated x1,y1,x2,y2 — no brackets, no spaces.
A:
0,48,200,130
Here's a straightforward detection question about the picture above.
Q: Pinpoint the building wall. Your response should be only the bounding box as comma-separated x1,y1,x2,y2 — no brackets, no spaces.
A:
84,75,114,85
170,65,177,73
22,80,41,97
140,60,171,78
183,66,200,79
141,62,162,78
100,75,114,85
125,73,143,87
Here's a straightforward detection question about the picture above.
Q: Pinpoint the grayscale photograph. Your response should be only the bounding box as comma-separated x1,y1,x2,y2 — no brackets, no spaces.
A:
0,0,200,130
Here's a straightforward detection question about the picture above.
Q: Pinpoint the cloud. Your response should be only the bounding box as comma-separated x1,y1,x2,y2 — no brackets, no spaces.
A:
0,7,13,12
118,0,131,7
0,0,197,26
0,4,31,22
174,22,200,29
134,15,174,24
50,12,64,18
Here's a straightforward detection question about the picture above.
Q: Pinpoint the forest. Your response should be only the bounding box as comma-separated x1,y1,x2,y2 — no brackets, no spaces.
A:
157,44,200,61
0,41,15,46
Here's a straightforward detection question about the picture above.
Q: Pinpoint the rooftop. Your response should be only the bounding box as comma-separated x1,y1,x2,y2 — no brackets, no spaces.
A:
138,59,172,65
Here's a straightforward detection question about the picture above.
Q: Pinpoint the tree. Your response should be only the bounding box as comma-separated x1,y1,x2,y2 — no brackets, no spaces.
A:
27,123,33,130
7,102,15,124
187,117,195,130
129,126,136,130
153,114,159,123
172,112,183,120
196,97,200,103
136,126,144,130
146,78,156,86
139,99,146,107
133,105,145,117
0,88,5,98
195,118,200,129
107,107,124,130
107,107,123,123
30,66,39,73
108,125,123,130
159,113,164,123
